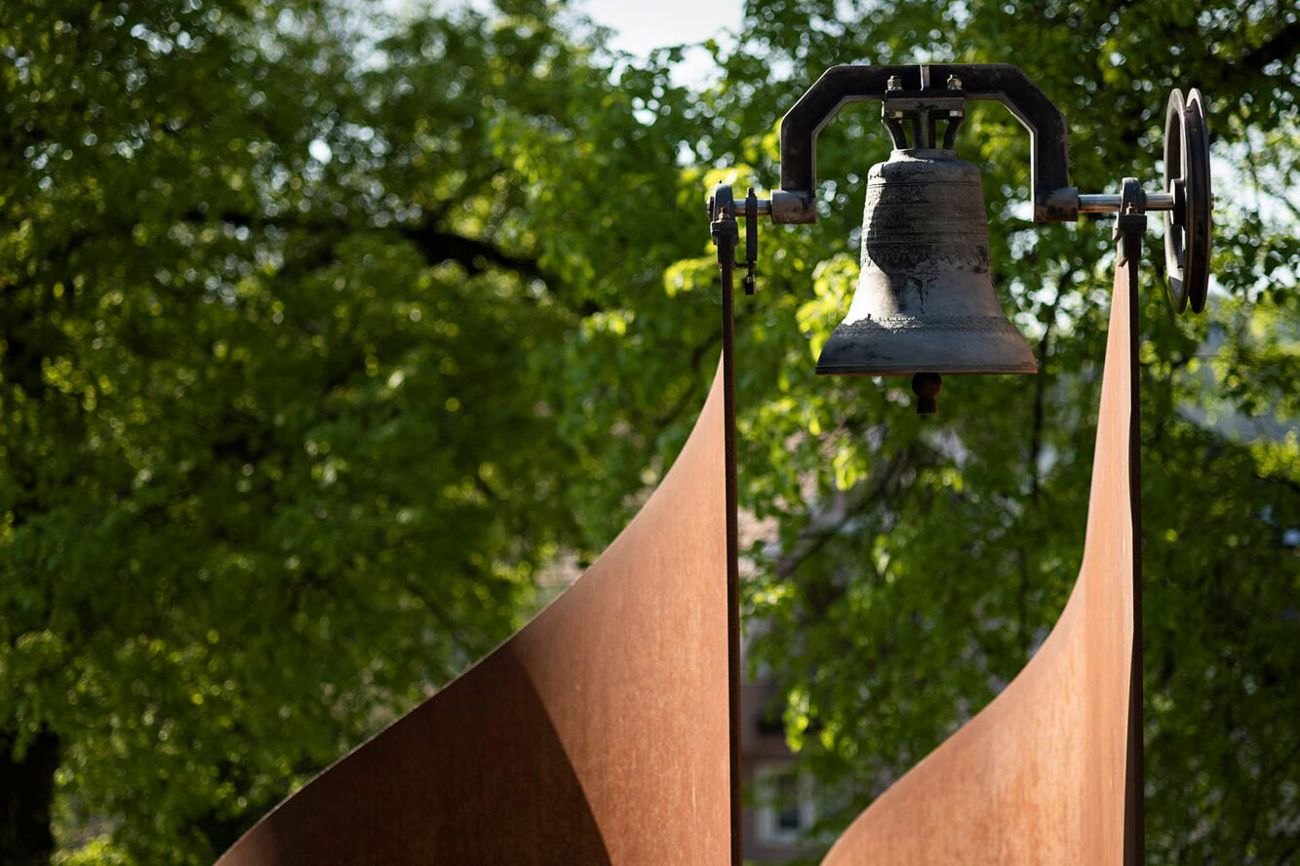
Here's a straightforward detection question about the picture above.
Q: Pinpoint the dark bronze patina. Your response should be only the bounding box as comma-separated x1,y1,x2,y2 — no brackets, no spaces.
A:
767,66,1065,412
813,148,1038,381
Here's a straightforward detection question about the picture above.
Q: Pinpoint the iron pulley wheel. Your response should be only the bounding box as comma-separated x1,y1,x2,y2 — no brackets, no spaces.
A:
1163,87,1212,314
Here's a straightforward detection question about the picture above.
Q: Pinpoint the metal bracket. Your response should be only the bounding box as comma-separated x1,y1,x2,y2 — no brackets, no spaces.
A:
773,63,1078,225
709,184,759,295
1113,177,1146,266
881,72,967,150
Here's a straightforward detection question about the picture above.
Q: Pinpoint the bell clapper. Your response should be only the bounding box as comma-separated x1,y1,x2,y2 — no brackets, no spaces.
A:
911,373,943,416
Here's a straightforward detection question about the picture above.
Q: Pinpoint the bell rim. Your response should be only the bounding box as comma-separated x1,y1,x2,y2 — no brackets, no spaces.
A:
813,364,1039,376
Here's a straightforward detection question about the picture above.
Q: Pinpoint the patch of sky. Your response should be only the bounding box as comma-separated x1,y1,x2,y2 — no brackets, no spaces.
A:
390,0,742,89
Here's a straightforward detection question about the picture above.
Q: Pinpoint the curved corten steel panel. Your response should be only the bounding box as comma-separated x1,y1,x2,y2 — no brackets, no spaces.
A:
217,366,731,865
822,256,1143,865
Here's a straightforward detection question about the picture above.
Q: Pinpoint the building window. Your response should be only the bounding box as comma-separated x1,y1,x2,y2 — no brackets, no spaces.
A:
754,764,815,846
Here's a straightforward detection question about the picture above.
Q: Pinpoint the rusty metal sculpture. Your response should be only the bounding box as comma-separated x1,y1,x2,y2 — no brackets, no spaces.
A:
217,368,733,865
218,65,1211,865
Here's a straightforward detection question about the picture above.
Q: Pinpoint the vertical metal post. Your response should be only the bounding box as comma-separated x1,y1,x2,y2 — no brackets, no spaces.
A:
1114,176,1146,866
710,196,744,866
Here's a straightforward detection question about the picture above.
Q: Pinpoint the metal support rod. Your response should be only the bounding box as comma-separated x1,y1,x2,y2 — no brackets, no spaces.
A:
732,198,771,217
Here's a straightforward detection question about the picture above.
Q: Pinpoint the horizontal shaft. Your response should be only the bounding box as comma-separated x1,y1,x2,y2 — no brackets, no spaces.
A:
731,191,1174,220
1079,192,1174,213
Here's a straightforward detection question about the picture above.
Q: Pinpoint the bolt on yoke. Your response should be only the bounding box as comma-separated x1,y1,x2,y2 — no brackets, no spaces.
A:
708,62,1213,414
880,71,968,151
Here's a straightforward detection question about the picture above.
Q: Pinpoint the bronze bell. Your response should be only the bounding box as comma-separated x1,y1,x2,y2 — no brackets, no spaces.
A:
815,148,1037,409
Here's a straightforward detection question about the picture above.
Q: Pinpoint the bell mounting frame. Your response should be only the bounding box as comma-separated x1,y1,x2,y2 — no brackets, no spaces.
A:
712,62,1213,318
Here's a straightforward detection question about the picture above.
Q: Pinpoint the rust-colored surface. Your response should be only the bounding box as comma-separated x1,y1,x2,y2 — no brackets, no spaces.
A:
821,255,1143,865
217,366,731,866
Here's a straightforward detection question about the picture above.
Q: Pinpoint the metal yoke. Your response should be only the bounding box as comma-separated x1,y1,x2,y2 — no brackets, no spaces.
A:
772,64,1078,224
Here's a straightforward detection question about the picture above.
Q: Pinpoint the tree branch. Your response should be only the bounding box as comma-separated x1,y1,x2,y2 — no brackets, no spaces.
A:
397,221,545,282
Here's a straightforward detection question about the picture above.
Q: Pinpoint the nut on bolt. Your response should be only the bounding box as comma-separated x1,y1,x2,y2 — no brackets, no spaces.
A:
887,75,902,92
947,74,962,90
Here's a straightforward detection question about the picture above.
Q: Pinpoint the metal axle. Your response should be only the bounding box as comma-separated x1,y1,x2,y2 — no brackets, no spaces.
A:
1080,192,1174,213
728,190,1175,221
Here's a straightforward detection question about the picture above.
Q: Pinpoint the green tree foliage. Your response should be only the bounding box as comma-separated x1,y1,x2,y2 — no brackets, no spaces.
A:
1,0,1296,863
1,0,597,860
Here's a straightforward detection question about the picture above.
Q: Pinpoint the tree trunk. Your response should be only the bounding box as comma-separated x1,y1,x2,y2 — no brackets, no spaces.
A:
0,728,59,866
